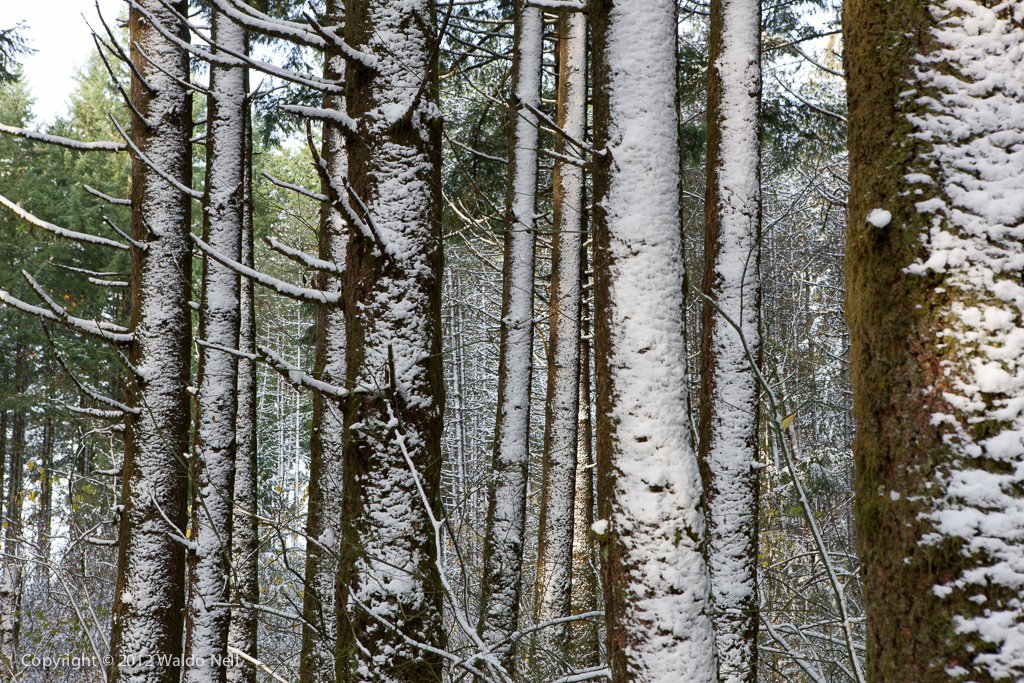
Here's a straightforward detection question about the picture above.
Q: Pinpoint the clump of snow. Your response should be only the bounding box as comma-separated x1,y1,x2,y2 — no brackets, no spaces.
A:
867,208,891,228
591,519,609,536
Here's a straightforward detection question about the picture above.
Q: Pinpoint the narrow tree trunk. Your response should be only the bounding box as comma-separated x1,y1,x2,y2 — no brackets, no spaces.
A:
476,0,543,674
569,260,599,668
698,0,762,679
183,7,248,682
0,398,25,676
108,2,193,681
300,2,346,678
334,0,445,680
226,68,259,683
846,1,1024,680
35,415,53,586
591,0,717,680
533,7,587,669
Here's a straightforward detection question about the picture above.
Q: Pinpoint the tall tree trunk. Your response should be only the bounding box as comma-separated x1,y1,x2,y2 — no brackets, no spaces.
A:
533,7,587,669
300,2,346,679
846,1,1024,680
591,0,717,680
477,0,542,674
334,0,445,680
698,0,762,679
184,7,247,682
569,258,599,668
0,363,8,527
35,414,53,587
227,68,259,683
0,390,25,677
108,2,193,682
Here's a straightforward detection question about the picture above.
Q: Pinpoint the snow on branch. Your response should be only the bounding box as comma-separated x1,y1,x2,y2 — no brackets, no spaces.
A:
206,0,325,48
191,233,341,304
13,301,128,347
527,0,587,9
257,344,352,398
109,116,204,200
279,104,358,133
262,172,329,203
265,236,343,274
521,100,603,158
0,192,131,251
301,12,379,70
84,185,130,206
64,405,125,420
0,122,127,152
130,0,344,94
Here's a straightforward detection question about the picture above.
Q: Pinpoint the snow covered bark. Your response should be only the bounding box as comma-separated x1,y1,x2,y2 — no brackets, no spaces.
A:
108,2,194,682
590,0,717,680
0,402,25,676
698,0,762,680
183,8,248,683
227,102,258,683
476,0,542,673
846,1,1024,680
533,7,587,666
334,0,445,680
570,268,600,669
300,2,346,678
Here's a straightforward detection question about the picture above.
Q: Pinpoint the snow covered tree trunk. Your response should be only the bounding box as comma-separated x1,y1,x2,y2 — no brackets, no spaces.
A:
108,2,194,682
698,0,761,679
227,98,258,683
0,402,25,676
477,0,542,673
590,0,717,680
534,7,587,666
300,2,346,677
846,1,1024,680
570,265,600,669
334,0,445,680
35,415,53,586
182,7,248,682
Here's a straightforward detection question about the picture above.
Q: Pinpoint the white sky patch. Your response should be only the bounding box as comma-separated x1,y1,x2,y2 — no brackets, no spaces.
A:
1,0,123,122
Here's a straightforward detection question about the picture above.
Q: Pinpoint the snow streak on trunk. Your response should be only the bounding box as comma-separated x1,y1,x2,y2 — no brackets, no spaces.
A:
698,0,761,679
0,402,25,676
591,0,717,680
570,265,600,669
534,8,587,666
300,2,346,677
227,100,258,683
847,1,1024,679
108,2,193,682
477,0,542,673
335,0,445,680
183,10,247,681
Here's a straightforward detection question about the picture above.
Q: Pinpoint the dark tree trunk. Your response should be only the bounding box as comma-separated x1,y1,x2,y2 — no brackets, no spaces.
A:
334,0,446,681
846,0,1024,680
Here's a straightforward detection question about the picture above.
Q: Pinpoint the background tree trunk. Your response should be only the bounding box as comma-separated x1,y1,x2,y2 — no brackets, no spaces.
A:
183,7,247,682
300,2,346,678
227,89,259,683
533,7,587,670
477,0,542,674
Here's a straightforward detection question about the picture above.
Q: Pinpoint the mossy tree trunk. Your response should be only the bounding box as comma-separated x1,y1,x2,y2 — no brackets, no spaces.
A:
846,1,1024,679
334,0,446,680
